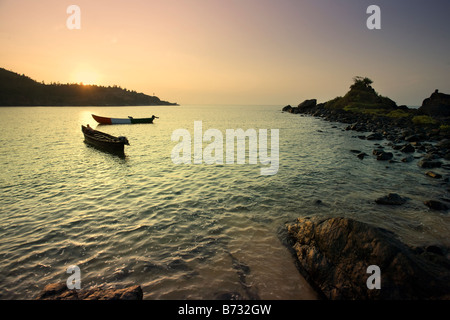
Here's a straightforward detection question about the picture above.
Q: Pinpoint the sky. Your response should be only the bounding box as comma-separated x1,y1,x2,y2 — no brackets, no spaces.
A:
1,0,449,106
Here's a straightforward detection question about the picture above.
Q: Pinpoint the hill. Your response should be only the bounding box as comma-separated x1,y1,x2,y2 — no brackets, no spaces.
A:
0,68,178,106
324,76,397,114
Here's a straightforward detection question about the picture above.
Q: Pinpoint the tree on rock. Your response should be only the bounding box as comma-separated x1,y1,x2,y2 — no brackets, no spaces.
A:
351,76,374,90
325,76,397,112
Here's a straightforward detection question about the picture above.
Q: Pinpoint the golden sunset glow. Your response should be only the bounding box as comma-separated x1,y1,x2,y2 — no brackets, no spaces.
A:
71,68,101,85
1,0,449,105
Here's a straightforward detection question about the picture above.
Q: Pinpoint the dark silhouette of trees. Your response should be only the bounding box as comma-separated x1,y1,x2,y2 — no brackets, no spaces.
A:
0,68,178,106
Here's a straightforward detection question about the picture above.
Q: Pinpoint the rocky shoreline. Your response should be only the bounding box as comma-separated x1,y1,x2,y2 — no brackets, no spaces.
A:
282,89,450,210
281,82,450,299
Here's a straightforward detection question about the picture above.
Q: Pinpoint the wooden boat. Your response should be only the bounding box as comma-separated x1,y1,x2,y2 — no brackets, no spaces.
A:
82,125,129,155
92,114,158,125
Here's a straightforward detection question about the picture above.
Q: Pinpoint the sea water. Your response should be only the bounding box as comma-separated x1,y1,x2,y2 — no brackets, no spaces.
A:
0,105,448,299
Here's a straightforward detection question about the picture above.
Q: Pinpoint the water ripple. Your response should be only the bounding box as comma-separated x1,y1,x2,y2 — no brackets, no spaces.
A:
0,106,449,299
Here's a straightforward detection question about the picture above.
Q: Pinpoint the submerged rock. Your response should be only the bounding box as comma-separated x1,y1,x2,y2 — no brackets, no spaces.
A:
424,200,449,211
228,252,260,300
401,155,414,163
418,159,442,169
372,148,385,156
436,139,450,149
376,152,393,161
367,132,384,141
400,144,415,153
375,193,407,205
357,152,368,160
286,217,450,299
405,134,422,142
36,282,143,300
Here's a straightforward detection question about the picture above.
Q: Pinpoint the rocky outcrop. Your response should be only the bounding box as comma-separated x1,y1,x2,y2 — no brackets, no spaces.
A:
282,99,317,114
282,105,293,112
36,282,143,300
297,99,317,112
419,90,450,117
286,217,450,300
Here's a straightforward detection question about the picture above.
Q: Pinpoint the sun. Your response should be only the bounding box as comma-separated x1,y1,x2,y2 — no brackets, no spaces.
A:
71,69,101,85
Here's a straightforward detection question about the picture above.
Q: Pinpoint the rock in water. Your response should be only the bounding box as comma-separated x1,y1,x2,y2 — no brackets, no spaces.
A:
401,156,414,163
367,132,384,140
228,252,260,300
418,159,442,168
424,200,449,211
436,139,450,149
357,152,368,160
36,283,143,300
375,193,407,205
372,148,384,156
377,152,393,161
400,144,415,153
286,217,450,299
405,134,422,142
282,105,293,112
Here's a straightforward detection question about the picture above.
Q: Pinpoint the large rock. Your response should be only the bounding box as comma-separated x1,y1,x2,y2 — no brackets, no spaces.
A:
282,105,293,112
297,99,317,113
418,90,450,117
286,217,450,300
36,282,143,300
298,99,317,109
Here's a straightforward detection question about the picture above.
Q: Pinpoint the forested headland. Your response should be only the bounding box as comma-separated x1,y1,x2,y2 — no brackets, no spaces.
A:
0,68,178,106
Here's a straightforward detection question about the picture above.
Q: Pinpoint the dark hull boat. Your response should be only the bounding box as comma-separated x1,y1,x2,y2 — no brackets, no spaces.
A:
92,114,157,125
82,125,129,156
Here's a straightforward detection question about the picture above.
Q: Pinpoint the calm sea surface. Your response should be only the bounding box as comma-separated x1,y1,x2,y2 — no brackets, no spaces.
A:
0,105,449,299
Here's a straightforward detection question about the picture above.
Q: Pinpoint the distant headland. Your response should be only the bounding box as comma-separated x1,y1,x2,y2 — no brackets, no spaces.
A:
0,67,178,106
